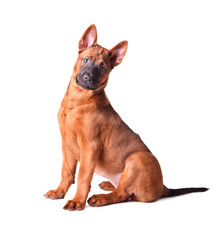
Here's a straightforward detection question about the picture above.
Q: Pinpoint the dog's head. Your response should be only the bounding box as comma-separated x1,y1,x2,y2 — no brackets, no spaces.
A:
73,24,128,91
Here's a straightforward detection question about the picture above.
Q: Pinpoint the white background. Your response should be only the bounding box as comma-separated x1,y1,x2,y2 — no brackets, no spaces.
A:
0,0,223,239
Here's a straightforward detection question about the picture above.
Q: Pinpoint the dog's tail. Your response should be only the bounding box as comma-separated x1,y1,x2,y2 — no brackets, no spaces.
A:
161,185,209,198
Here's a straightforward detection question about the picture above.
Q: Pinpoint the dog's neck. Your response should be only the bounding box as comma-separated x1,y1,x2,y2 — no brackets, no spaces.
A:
61,75,110,110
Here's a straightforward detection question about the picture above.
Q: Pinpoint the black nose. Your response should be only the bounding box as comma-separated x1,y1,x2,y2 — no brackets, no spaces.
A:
83,73,92,83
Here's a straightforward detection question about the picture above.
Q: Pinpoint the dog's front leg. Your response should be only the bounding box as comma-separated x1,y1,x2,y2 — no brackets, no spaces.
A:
63,142,100,211
44,142,77,199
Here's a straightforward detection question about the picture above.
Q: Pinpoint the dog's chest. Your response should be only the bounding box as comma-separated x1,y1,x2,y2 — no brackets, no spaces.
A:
58,106,85,157
58,103,84,130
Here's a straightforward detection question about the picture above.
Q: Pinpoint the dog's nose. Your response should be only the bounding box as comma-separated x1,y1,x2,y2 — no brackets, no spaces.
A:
83,73,92,83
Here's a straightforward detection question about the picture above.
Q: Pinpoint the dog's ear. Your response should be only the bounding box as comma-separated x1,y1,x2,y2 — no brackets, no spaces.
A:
109,41,128,67
79,24,97,50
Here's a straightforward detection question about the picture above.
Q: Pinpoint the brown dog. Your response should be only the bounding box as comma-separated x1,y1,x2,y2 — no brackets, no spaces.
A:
44,24,208,211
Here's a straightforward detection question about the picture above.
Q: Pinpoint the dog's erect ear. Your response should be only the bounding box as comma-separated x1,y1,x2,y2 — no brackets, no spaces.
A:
79,24,97,50
109,41,128,67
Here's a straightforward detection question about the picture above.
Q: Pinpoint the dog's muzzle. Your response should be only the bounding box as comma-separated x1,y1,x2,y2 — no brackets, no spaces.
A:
76,72,99,90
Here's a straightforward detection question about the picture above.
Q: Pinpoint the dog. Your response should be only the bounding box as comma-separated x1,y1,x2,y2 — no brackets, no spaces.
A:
44,24,208,211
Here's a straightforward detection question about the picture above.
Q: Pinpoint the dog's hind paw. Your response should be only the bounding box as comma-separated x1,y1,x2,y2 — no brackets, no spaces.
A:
99,181,116,191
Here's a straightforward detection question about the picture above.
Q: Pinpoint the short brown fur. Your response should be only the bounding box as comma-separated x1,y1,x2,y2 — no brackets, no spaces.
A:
44,25,208,211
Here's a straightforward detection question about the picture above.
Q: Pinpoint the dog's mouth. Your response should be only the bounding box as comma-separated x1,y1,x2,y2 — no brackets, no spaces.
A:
76,75,98,90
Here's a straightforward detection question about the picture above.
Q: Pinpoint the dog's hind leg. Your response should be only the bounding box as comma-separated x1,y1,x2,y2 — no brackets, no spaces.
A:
88,187,129,207
88,152,164,207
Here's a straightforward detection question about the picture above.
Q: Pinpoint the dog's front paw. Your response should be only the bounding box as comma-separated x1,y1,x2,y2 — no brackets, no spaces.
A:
44,189,65,200
63,199,85,211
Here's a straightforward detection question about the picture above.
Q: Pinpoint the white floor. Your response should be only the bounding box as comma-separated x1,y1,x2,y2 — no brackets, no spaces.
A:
1,169,221,240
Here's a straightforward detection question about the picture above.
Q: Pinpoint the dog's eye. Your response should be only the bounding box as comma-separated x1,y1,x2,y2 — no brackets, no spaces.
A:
83,58,89,63
99,64,105,72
